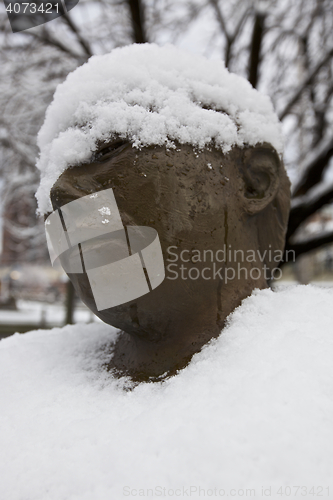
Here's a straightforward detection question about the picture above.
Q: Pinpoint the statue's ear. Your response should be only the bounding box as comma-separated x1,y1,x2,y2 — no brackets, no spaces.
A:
239,144,281,215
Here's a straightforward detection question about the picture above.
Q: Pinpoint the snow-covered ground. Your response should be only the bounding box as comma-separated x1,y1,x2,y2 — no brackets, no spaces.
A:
0,285,332,500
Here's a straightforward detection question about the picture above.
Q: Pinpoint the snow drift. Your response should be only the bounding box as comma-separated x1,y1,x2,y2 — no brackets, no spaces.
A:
0,285,332,499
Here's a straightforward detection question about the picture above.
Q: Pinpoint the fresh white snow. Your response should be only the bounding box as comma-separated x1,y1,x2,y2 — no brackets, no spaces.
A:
36,43,283,214
0,285,332,499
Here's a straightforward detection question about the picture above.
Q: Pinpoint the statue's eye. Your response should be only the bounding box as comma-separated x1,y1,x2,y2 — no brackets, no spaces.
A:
93,140,127,162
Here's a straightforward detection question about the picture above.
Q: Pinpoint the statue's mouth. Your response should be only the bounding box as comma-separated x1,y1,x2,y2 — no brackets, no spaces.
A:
45,187,165,311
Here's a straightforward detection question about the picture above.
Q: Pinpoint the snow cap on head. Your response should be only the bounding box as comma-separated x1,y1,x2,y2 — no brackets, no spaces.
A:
35,43,284,215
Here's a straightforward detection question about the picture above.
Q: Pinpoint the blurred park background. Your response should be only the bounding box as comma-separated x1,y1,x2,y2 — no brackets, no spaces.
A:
0,0,333,337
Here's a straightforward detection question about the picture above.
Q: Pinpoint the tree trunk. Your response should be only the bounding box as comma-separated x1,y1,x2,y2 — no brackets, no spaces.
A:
64,279,75,325
248,12,265,89
127,0,147,44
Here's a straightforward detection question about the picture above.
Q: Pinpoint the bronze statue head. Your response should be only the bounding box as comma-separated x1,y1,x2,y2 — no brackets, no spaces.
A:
37,44,290,381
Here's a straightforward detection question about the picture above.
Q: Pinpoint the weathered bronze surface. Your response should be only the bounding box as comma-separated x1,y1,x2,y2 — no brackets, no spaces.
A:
51,141,290,381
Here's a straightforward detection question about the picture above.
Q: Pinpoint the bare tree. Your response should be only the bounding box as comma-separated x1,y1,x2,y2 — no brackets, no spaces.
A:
0,0,147,266
1,0,333,274
203,0,333,263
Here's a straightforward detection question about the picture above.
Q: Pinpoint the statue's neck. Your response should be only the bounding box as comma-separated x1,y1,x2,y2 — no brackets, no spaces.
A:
108,318,222,382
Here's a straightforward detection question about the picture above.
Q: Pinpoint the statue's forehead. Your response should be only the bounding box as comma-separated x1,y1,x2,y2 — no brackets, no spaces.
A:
50,143,237,221
55,142,232,180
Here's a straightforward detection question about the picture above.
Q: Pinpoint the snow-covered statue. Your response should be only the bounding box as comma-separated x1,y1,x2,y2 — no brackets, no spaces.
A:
36,44,290,381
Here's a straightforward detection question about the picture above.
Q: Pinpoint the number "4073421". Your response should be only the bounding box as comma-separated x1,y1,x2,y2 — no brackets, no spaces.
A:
5,3,59,14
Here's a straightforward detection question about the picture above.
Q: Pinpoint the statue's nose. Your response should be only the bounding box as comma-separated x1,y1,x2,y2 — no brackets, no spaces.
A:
50,170,102,210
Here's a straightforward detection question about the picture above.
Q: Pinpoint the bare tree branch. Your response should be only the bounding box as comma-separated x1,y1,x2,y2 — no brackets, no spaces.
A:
209,0,250,68
287,185,333,240
284,231,333,261
231,7,250,42
0,132,36,169
61,11,93,58
23,29,82,60
209,0,230,41
293,135,333,197
278,47,333,120
208,0,232,66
